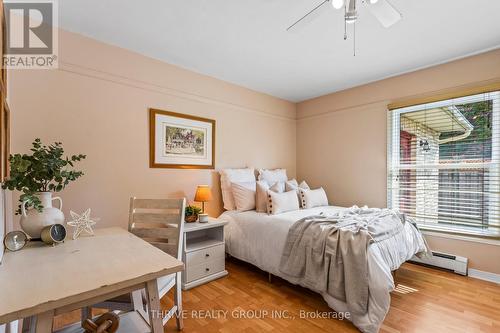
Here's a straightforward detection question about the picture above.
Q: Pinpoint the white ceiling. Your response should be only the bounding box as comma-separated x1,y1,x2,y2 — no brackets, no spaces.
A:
58,0,500,102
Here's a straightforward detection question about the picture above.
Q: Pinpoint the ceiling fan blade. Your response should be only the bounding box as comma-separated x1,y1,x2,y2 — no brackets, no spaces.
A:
286,0,330,32
366,0,402,28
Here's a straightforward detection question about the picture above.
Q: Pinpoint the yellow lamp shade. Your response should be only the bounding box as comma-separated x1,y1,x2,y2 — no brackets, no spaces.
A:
194,185,212,203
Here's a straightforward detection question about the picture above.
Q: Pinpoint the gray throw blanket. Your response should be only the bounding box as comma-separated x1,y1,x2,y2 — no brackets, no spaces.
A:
279,206,406,316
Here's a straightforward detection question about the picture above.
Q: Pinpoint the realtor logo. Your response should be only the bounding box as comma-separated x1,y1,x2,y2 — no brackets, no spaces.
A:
3,0,58,69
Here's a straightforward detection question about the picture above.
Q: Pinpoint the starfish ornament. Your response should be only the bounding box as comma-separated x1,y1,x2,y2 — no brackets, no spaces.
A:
66,208,100,240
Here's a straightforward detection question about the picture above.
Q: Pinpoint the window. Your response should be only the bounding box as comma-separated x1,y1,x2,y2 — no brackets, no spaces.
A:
387,90,500,237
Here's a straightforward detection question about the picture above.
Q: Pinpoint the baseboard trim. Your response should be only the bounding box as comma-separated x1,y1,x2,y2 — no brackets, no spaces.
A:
468,269,500,284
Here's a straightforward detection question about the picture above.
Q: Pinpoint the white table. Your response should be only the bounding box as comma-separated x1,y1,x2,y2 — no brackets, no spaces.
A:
0,227,184,332
182,217,228,290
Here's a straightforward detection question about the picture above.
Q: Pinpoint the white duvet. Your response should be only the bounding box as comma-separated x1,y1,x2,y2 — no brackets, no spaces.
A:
221,206,428,333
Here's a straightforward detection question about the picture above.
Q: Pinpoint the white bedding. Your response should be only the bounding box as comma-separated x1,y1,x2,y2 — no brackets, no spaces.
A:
221,206,428,333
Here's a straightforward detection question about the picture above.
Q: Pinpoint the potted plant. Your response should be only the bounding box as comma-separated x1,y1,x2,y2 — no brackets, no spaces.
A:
2,139,86,237
185,205,202,223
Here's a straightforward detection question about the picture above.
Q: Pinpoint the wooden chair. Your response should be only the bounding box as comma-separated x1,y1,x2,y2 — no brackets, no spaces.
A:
91,197,186,330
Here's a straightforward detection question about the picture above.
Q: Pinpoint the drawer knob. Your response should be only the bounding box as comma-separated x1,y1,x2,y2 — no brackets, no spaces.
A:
205,253,210,257
205,268,210,272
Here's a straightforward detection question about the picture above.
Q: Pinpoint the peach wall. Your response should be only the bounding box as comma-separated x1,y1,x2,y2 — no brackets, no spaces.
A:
7,27,500,274
8,29,296,229
297,49,500,274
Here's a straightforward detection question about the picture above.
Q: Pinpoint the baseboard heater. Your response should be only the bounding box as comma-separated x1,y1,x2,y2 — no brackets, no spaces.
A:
409,251,468,276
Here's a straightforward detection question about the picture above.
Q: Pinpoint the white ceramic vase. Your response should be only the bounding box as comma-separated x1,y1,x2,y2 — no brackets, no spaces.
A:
20,192,64,238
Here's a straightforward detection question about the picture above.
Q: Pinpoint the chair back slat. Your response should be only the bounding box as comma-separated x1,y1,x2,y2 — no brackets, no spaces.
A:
130,227,178,239
128,197,185,259
133,212,181,224
133,199,182,210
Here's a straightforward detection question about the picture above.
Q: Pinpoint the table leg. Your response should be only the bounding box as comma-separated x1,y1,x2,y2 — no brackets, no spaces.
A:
34,310,54,333
145,279,163,333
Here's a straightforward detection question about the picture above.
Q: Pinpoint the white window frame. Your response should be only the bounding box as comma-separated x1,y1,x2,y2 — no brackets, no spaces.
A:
388,91,500,237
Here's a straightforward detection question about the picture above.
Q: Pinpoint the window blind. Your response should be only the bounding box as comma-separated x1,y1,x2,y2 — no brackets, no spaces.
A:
387,91,500,237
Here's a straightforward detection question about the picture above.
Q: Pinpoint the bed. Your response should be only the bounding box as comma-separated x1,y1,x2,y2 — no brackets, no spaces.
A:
221,205,428,333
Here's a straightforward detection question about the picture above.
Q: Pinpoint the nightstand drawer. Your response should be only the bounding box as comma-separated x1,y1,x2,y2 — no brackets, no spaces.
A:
186,244,225,266
186,258,225,283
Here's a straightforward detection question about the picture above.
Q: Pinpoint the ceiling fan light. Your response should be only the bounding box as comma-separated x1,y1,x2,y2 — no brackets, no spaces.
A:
345,11,358,24
331,0,344,10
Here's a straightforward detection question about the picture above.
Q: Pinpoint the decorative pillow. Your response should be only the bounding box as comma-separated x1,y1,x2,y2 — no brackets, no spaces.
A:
257,168,287,184
232,182,256,211
285,179,310,208
267,190,300,215
269,181,285,193
299,181,310,189
299,188,329,209
285,178,298,189
219,168,255,210
285,179,310,191
256,181,285,212
256,181,269,213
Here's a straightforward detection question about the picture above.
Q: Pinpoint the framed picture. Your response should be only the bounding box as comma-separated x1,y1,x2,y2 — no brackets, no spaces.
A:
149,109,215,169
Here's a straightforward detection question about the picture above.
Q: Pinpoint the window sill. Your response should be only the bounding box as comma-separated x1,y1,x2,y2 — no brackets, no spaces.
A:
420,227,500,246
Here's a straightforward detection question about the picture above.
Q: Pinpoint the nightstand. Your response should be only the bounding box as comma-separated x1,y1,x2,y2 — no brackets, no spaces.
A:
182,217,228,290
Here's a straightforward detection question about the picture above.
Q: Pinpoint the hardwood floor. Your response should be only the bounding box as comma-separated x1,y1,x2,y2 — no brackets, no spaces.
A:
54,258,500,333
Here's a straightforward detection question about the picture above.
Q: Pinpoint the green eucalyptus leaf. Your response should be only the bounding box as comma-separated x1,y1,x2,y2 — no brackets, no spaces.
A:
3,139,86,214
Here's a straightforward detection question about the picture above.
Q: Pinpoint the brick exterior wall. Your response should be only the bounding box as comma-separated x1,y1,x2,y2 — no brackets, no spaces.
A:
401,116,440,224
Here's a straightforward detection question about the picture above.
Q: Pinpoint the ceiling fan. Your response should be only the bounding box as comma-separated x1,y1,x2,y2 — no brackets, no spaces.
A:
286,0,402,55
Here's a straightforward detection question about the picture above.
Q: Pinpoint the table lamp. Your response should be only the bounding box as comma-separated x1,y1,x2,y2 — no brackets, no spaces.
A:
194,185,212,223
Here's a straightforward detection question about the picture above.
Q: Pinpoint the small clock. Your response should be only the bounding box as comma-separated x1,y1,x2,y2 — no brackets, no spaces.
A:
40,224,67,245
3,230,29,252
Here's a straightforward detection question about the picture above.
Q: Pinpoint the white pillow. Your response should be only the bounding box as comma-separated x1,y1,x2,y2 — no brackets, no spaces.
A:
285,179,310,191
285,179,310,208
258,168,287,184
285,178,298,189
270,181,285,193
219,168,255,210
256,181,285,213
267,190,300,215
300,187,329,209
232,182,256,211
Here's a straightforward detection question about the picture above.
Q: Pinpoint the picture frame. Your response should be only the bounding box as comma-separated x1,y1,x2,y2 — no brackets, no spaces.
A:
149,109,215,169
